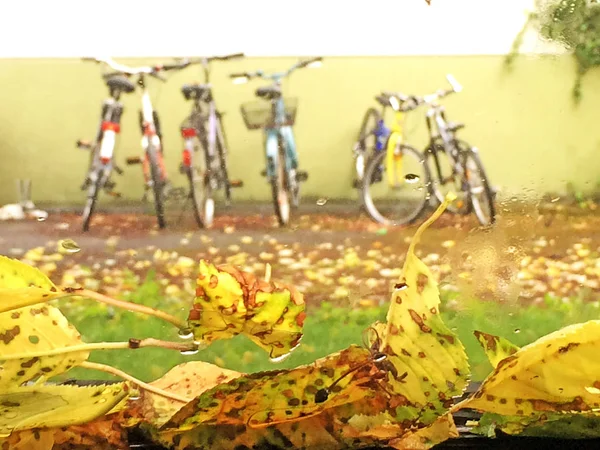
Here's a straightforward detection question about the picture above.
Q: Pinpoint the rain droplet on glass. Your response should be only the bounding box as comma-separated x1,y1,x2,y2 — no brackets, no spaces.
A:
405,174,420,184
514,328,521,334
316,198,328,206
59,239,81,254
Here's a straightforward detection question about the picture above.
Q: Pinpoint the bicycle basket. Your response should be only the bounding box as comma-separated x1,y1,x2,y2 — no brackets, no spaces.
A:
240,98,298,130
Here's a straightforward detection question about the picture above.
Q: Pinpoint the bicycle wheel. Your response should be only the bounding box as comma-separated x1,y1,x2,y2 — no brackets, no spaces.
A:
215,114,232,204
186,146,214,228
353,107,381,186
147,144,167,229
82,166,103,232
271,140,291,226
462,147,496,226
425,140,471,215
362,143,431,226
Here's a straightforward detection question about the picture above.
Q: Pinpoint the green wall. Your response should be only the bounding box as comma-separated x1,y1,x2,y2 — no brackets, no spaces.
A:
0,56,599,206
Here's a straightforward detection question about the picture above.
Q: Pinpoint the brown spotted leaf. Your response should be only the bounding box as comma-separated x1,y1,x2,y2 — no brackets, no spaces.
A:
474,330,520,369
376,196,469,425
0,383,127,435
188,260,305,360
141,361,242,427
161,345,384,432
460,320,600,417
0,258,89,388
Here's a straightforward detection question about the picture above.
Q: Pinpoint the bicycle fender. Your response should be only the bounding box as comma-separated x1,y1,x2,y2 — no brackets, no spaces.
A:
265,129,279,178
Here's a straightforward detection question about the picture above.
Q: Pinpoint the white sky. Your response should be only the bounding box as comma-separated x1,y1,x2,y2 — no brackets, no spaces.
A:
0,0,559,57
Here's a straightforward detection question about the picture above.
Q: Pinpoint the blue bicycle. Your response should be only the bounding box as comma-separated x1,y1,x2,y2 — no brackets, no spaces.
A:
231,57,322,226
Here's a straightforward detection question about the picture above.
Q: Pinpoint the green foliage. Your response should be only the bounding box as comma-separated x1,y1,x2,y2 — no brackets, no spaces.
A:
509,0,600,101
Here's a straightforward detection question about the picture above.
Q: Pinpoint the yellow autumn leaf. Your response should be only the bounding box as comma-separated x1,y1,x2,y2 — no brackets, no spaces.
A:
473,330,520,369
375,194,469,425
459,320,600,416
0,383,127,435
0,257,89,388
188,260,306,360
0,256,71,313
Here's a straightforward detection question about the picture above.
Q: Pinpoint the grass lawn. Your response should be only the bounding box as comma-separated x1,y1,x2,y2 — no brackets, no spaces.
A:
57,273,600,384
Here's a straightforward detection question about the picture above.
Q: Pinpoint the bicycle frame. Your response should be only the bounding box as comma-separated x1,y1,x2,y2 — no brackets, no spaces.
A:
232,57,322,179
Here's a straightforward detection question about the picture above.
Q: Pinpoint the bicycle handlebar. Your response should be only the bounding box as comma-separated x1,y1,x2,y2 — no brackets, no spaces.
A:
174,52,245,67
229,57,323,83
385,74,463,112
82,57,189,81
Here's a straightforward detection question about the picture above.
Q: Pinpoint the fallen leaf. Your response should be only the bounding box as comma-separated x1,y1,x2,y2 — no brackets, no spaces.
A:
473,330,520,369
188,260,305,360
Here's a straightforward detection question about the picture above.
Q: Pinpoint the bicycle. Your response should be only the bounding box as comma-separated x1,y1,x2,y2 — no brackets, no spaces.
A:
230,57,322,226
361,74,496,227
77,57,189,232
176,53,245,228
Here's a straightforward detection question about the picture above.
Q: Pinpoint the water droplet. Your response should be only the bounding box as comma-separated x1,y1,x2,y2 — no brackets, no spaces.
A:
585,386,600,395
316,198,328,206
558,387,564,393
36,212,48,222
394,282,408,291
59,239,81,253
180,348,199,356
514,328,521,334
128,394,141,401
551,197,560,203
405,173,420,184
270,353,292,363
178,328,194,339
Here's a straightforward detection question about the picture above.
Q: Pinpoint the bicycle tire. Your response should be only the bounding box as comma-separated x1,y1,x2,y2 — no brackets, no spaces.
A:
215,114,232,204
82,167,103,232
353,107,382,186
462,148,496,226
271,139,291,226
362,144,431,226
186,154,214,229
425,139,472,215
147,144,167,229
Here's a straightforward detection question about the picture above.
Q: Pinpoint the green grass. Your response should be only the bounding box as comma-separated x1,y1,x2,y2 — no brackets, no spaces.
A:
56,274,600,383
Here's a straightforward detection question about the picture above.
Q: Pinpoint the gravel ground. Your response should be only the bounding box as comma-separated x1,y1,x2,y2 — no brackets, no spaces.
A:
0,201,598,308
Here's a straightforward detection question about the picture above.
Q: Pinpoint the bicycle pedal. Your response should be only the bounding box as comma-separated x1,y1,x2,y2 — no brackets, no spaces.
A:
76,139,92,150
229,179,244,188
296,171,309,182
126,156,143,165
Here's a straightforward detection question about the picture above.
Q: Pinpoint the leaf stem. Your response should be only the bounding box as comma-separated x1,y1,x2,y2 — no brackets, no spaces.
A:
78,289,188,330
80,361,192,403
0,338,199,361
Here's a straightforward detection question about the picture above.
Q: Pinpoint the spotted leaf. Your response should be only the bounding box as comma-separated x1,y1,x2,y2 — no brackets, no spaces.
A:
0,257,89,388
376,196,470,425
388,413,458,449
161,345,383,431
140,361,242,428
188,260,305,360
474,330,520,369
0,383,127,435
460,320,600,417
0,256,72,314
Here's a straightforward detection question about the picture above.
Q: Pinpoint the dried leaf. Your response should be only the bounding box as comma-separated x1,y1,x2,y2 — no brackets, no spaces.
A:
389,413,458,449
460,320,600,416
376,198,470,426
162,345,381,431
142,361,242,427
0,383,127,435
474,330,520,368
0,258,89,388
188,260,306,360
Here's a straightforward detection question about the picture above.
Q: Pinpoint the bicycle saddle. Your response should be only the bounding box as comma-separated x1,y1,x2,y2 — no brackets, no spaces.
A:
105,76,135,94
181,84,211,100
256,86,281,100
